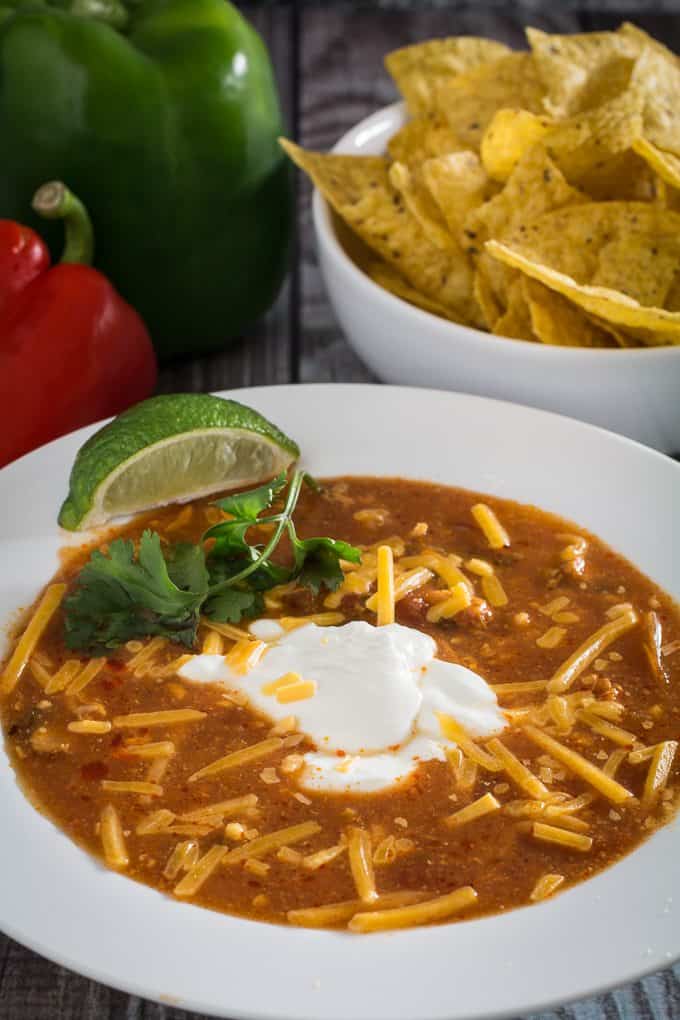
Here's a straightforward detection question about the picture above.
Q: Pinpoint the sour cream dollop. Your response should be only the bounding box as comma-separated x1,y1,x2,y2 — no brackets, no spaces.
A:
179,621,506,793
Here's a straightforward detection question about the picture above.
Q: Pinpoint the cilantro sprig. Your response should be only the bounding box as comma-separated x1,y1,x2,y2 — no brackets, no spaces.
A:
63,471,361,653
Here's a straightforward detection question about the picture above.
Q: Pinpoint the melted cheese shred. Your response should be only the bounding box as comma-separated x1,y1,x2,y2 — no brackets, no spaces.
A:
347,826,378,903
365,566,433,613
486,738,550,799
66,657,106,695
101,780,163,797
287,891,428,928
136,809,176,835
471,504,510,549
438,714,502,772
426,582,472,623
532,822,593,852
547,610,638,694
120,741,176,760
530,873,565,901
1,584,67,694
174,845,228,897
163,840,199,880
224,821,321,864
642,740,678,810
68,720,111,735
113,709,206,729
100,804,129,870
482,574,508,607
45,659,82,695
179,794,258,823
578,710,638,747
348,885,478,932
445,792,500,828
524,725,633,804
188,737,283,783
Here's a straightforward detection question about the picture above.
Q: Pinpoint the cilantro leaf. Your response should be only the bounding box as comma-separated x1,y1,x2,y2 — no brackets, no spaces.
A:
213,472,287,522
64,531,204,653
206,472,288,561
204,588,263,624
205,520,258,561
206,550,291,591
292,536,362,594
302,472,321,494
166,542,210,595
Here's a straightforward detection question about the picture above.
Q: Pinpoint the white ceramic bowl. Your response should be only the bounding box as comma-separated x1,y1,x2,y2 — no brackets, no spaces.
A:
312,102,680,454
1,384,679,1020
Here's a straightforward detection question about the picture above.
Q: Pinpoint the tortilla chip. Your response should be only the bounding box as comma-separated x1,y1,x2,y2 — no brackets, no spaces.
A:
523,278,618,347
366,259,463,322
473,267,503,329
526,26,640,117
422,151,494,238
633,137,680,190
492,277,535,342
385,37,510,114
436,53,545,151
463,146,586,319
664,273,680,312
490,201,680,307
542,86,644,196
387,114,461,165
619,22,680,70
280,140,475,322
464,146,585,250
630,46,680,157
388,161,456,251
591,317,643,348
481,108,553,182
487,210,680,346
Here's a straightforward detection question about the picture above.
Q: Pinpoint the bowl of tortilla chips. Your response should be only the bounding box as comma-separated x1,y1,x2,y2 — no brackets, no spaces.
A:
282,23,680,453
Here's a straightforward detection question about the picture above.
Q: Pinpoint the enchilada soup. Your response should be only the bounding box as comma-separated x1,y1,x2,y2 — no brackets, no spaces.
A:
2,477,679,932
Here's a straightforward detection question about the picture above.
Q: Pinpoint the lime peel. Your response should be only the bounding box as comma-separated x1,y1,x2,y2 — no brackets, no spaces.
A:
58,394,300,531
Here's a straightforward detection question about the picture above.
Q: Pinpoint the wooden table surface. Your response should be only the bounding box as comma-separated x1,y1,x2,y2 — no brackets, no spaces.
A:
3,2,680,1017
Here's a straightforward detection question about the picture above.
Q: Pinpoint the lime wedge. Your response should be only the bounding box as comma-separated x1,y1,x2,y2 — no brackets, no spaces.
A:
58,394,300,531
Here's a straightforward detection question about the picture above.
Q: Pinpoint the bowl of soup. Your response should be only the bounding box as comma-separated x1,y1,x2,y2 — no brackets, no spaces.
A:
0,384,678,1019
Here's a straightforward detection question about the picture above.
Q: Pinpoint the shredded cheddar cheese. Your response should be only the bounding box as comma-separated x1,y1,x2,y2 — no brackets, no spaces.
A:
376,545,395,626
445,792,500,828
471,503,510,549
1,584,67,694
275,679,317,704
426,581,472,622
262,673,302,696
226,639,267,674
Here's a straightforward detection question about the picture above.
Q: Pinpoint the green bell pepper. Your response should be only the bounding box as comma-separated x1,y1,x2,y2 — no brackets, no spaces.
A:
0,0,291,361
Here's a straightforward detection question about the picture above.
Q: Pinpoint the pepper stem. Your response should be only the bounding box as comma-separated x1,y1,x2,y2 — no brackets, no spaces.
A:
32,181,95,266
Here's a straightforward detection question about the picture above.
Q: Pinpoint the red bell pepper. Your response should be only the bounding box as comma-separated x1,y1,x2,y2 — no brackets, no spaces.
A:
0,181,157,468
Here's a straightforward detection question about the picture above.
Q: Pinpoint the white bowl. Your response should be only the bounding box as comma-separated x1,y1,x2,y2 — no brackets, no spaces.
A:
312,101,680,454
1,384,679,1020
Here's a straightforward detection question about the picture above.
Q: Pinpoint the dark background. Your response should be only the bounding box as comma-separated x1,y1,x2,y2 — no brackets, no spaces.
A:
5,3,680,1018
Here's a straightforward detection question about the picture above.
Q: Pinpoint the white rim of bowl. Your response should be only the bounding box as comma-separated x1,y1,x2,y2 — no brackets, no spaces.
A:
311,100,680,362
